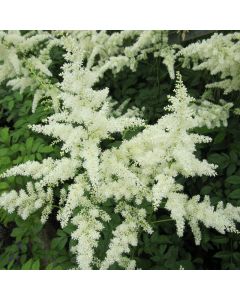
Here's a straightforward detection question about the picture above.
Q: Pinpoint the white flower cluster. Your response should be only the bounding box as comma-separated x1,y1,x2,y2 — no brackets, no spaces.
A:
179,32,240,94
0,31,178,114
61,30,177,79
71,206,110,270
0,31,239,269
100,202,152,270
0,182,53,222
0,30,61,111
0,30,232,126
191,99,233,129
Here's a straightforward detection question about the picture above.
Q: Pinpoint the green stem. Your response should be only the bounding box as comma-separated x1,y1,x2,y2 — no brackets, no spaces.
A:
151,218,174,224
52,204,60,209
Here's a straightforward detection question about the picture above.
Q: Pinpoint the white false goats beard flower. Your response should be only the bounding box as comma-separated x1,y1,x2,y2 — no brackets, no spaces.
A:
0,37,240,269
0,30,61,111
179,32,240,94
0,30,233,127
0,30,176,115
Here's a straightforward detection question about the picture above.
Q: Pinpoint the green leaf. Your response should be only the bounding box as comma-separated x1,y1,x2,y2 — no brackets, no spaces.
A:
214,251,232,259
200,185,212,195
46,263,54,270
22,259,33,270
14,118,27,128
0,157,11,166
13,157,23,165
36,153,42,161
11,227,27,241
57,229,67,237
226,176,240,185
208,153,229,169
7,259,15,270
229,189,240,199
14,92,23,102
38,145,54,153
0,128,10,145
63,224,75,235
8,100,14,111
0,148,9,156
31,260,40,270
213,131,226,144
0,182,9,190
211,236,229,244
226,164,237,176
230,151,238,163
58,237,68,250
32,140,42,153
51,237,68,250
26,137,34,152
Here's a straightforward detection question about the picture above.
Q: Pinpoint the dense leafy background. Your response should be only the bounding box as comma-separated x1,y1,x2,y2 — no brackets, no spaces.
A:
1,31,240,269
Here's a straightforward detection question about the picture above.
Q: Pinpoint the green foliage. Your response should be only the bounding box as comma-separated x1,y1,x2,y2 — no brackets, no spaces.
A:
0,86,74,270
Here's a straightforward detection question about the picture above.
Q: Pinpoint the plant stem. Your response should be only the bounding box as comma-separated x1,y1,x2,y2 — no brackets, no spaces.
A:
151,218,174,224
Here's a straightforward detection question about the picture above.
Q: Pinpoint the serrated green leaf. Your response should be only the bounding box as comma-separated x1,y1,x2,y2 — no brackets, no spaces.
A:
0,182,9,190
31,260,40,270
213,131,226,144
226,176,240,185
0,128,10,145
38,145,54,153
229,189,240,199
214,251,232,259
0,148,9,156
26,137,34,152
22,259,33,270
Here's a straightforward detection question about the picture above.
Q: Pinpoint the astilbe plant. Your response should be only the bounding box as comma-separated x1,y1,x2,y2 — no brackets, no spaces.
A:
64,30,177,79
0,30,61,112
0,30,232,123
179,32,240,94
0,30,240,269
0,30,175,110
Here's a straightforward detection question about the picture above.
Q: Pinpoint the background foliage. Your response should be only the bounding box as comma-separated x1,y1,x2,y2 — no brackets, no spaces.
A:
1,31,240,270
